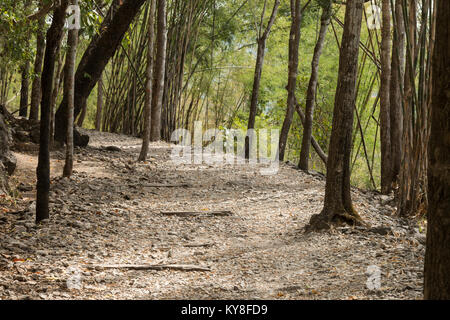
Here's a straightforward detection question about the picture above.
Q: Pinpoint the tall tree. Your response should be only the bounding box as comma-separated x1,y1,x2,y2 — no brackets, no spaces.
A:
306,0,364,231
54,0,147,144
29,15,46,121
36,0,69,223
50,45,65,146
424,0,450,300
380,0,392,194
63,0,79,178
139,0,156,161
245,0,280,159
397,0,431,216
19,62,30,118
298,0,332,170
95,74,104,131
19,0,31,118
278,0,302,161
150,0,167,142
389,0,405,186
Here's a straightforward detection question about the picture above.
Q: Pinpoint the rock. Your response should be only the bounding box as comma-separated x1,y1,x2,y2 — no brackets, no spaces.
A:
0,111,16,193
17,183,33,192
30,126,40,144
414,232,426,245
369,226,392,236
14,130,29,143
74,129,90,147
13,225,27,234
104,146,121,152
379,195,393,206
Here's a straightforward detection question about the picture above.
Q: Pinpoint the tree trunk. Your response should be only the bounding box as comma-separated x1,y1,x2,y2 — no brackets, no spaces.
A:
30,16,46,121
389,0,405,186
19,62,30,118
63,0,79,178
298,1,332,170
76,101,87,128
50,48,64,146
295,101,328,165
0,110,16,195
245,0,280,159
306,0,364,232
278,0,302,161
54,0,147,144
150,0,167,142
36,0,69,223
424,0,450,300
95,74,103,131
139,0,156,161
380,0,392,194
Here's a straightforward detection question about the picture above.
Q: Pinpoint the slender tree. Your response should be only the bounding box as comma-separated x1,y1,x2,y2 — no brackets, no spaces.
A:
298,0,332,170
150,0,167,142
50,46,64,146
139,0,156,161
54,0,147,144
63,0,79,178
30,15,45,121
389,0,405,186
424,0,450,300
95,74,104,131
19,63,30,118
278,0,302,161
245,0,280,159
36,0,69,223
19,0,31,118
380,0,392,194
306,0,364,231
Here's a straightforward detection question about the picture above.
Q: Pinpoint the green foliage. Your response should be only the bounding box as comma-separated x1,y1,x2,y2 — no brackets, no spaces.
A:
1,0,385,191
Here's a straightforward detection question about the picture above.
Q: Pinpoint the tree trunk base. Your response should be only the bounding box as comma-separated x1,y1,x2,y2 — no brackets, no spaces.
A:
305,207,365,233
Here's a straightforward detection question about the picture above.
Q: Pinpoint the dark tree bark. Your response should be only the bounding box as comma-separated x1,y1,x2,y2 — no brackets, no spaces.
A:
0,109,16,195
76,101,87,128
50,46,64,146
389,0,405,186
30,16,46,121
19,62,30,118
245,0,280,159
295,101,328,165
0,113,9,195
54,0,147,144
150,0,167,142
424,0,450,300
278,0,302,161
139,0,156,161
95,74,104,131
19,0,31,118
36,0,69,223
298,1,332,170
306,0,364,232
380,0,392,194
63,0,79,178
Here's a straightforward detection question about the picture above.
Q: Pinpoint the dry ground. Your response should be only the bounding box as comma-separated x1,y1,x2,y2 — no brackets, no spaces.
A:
0,129,425,300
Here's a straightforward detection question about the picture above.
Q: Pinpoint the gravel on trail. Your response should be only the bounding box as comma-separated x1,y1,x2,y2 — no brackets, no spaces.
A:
0,129,425,300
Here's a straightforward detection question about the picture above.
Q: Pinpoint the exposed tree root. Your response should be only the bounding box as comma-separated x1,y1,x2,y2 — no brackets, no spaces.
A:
305,207,366,233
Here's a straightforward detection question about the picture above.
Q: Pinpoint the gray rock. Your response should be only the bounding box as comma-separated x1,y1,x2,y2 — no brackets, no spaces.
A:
369,226,392,236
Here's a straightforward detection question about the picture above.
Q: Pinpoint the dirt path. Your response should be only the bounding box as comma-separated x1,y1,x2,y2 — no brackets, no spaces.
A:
0,129,425,300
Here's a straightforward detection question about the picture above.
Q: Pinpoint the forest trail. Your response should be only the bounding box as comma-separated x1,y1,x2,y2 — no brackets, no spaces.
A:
1,130,424,300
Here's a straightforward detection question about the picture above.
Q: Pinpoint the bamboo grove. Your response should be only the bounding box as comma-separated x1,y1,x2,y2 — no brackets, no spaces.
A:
0,1,443,221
